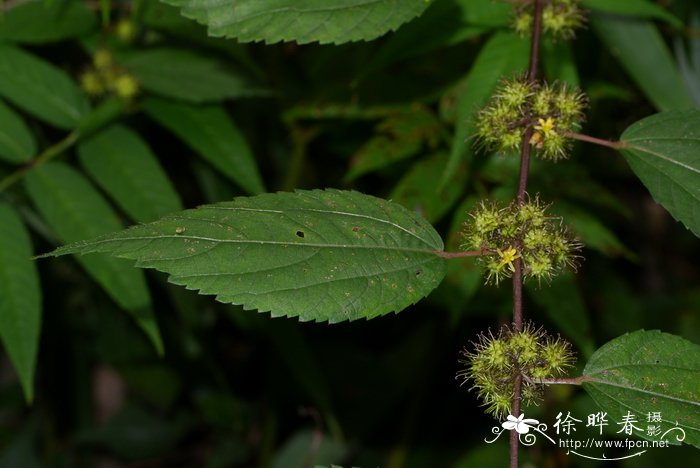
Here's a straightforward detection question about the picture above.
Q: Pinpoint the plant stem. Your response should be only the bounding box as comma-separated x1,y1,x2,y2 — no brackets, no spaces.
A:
282,125,318,191
0,131,79,193
511,1,544,467
562,131,626,150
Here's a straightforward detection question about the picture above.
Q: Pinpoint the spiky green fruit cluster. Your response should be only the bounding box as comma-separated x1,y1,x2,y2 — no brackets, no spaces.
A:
461,197,581,285
474,77,586,160
511,0,585,39
457,324,575,419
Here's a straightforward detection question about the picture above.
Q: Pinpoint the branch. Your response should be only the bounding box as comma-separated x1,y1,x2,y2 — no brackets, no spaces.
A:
563,131,626,150
0,131,79,193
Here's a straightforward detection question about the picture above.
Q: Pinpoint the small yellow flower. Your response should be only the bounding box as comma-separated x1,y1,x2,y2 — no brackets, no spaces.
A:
497,246,521,272
534,117,556,137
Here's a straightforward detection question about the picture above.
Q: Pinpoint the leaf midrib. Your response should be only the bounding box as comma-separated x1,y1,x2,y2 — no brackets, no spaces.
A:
624,143,700,176
587,383,700,433
63,233,444,256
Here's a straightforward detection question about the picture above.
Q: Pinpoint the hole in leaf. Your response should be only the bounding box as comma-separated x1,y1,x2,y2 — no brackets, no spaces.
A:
415,270,422,277
296,230,305,238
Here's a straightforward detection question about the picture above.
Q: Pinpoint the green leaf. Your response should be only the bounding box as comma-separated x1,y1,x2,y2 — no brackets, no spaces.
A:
122,48,268,103
161,0,433,45
0,99,35,163
582,0,683,28
526,274,594,358
440,196,483,322
143,98,265,195
583,330,700,447
140,1,262,75
76,96,128,139
345,107,444,181
542,39,579,86
0,44,89,129
591,16,692,111
0,0,97,44
550,202,633,258
41,189,447,323
0,203,41,402
24,162,162,353
273,429,346,468
442,31,529,187
390,152,466,224
619,109,700,237
78,125,183,223
363,0,510,74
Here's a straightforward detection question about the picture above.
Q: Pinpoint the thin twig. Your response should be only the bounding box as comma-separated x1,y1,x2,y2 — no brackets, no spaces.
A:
562,131,626,150
0,131,79,193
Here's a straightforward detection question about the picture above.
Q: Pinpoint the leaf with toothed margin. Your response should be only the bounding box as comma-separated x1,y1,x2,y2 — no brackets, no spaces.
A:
583,330,700,447
39,190,448,323
160,0,433,45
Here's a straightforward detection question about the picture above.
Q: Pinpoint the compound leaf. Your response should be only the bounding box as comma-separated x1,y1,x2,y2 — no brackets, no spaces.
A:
0,44,89,129
0,0,97,44
583,330,700,447
0,203,41,402
78,124,183,223
0,99,35,163
619,109,700,238
122,48,267,103
41,189,447,323
143,98,265,195
25,162,163,353
161,0,433,45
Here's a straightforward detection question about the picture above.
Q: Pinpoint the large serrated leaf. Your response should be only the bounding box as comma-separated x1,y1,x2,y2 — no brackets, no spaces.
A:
583,330,700,447
161,0,432,45
42,190,447,323
78,125,183,223
619,109,700,238
0,203,41,402
0,99,35,163
0,0,97,44
24,162,163,353
143,98,265,195
0,45,89,129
